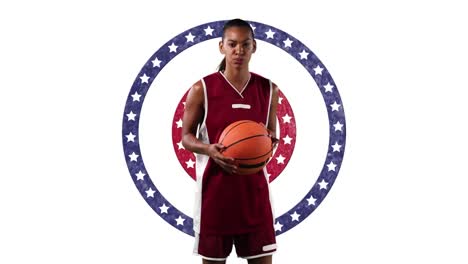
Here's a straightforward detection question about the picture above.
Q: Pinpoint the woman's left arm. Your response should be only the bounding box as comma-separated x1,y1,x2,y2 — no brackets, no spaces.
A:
267,83,279,145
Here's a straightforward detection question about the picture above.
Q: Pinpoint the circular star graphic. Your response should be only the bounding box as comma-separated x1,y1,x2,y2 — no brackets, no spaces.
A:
122,20,346,236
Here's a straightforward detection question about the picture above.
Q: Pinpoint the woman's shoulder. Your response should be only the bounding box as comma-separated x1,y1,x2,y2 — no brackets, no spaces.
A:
250,72,273,83
250,72,275,85
202,71,222,80
190,72,222,91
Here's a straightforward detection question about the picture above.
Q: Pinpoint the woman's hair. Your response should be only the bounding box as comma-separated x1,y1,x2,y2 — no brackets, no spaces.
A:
217,18,255,72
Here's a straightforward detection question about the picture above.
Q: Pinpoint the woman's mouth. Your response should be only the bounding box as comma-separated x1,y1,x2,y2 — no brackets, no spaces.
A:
233,59,244,64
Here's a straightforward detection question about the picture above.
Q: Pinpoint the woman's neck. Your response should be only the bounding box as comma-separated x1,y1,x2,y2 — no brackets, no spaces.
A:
222,67,251,91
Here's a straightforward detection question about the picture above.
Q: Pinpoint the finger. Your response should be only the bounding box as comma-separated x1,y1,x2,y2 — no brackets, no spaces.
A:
216,153,235,163
217,158,238,170
223,157,236,164
217,163,236,175
214,143,226,150
226,164,238,175
222,160,238,170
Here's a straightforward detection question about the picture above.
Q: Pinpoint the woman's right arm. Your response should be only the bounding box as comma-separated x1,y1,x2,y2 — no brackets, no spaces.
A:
181,81,209,154
181,81,238,174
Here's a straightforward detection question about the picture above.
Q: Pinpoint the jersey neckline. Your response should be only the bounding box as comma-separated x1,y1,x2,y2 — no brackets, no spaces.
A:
218,71,252,99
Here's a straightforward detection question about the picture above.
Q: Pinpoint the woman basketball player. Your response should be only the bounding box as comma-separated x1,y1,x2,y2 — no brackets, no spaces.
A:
182,18,279,264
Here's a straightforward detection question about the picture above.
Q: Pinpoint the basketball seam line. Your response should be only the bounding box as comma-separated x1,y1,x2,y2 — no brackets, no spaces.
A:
218,120,257,145
238,160,269,169
234,148,273,161
223,134,270,150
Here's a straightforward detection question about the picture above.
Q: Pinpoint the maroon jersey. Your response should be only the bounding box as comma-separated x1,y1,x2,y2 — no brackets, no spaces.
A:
193,71,275,235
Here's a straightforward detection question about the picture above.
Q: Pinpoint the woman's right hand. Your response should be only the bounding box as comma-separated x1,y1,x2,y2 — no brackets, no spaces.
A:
206,143,238,174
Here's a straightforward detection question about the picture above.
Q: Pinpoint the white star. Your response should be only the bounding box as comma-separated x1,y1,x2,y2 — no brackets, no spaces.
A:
330,101,341,111
175,215,185,226
168,43,178,53
274,221,283,231
332,142,342,152
182,102,186,108
135,170,146,181
265,29,275,39
185,32,195,42
283,38,293,48
278,97,284,104
327,161,337,171
131,91,141,102
276,154,285,164
290,211,300,222
250,24,256,32
126,111,136,121
126,132,136,142
145,187,155,198
159,204,169,214
151,57,162,68
318,179,329,190
175,118,183,128
282,114,292,123
185,159,195,168
139,74,149,84
128,152,139,162
333,121,344,132
313,65,324,75
204,26,214,36
176,140,185,150
299,50,309,60
307,195,317,206
323,82,334,93
282,135,292,145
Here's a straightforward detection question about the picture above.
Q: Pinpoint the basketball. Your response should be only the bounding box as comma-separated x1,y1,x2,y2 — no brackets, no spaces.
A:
218,120,273,175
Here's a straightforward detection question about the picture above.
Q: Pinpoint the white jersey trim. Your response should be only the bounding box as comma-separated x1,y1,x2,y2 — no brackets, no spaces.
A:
201,78,208,128
193,78,211,234
232,103,251,109
263,166,276,227
219,71,251,98
262,244,277,251
241,251,276,260
197,254,228,261
265,79,273,127
263,80,275,228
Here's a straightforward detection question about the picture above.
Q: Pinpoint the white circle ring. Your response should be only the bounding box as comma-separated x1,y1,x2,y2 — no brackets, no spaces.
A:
122,20,346,236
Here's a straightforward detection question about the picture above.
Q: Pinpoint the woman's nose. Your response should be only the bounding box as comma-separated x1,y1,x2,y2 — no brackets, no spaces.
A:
236,44,244,54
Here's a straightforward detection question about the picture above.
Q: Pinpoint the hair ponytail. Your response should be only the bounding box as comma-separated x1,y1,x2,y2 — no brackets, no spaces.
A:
217,57,226,72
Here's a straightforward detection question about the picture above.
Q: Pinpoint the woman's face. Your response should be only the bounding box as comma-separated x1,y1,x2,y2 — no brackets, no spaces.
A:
219,26,256,70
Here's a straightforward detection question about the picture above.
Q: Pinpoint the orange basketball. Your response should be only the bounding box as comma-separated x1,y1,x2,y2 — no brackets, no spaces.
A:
218,120,273,175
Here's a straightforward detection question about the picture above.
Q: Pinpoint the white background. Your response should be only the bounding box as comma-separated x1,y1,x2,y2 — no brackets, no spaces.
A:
1,1,467,263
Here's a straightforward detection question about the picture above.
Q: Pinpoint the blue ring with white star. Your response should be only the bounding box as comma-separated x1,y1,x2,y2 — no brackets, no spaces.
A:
122,20,346,236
